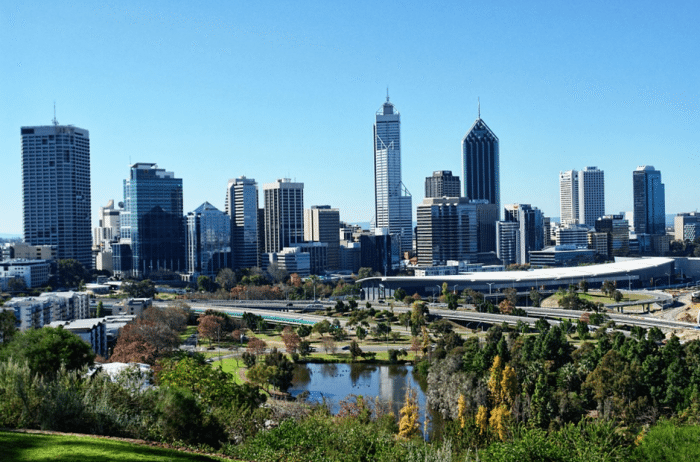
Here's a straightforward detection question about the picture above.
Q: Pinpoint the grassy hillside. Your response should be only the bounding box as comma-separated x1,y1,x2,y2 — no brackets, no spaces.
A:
0,431,227,462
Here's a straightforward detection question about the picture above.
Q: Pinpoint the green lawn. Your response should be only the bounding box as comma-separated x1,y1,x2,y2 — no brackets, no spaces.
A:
544,290,653,307
0,431,226,461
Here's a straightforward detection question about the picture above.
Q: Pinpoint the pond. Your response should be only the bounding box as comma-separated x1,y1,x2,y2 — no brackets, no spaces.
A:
288,362,439,436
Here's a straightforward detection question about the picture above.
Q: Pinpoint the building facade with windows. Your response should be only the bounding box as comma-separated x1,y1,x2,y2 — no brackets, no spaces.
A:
633,166,665,235
226,176,260,269
118,163,185,277
304,205,340,270
264,179,304,254
425,171,461,198
21,124,92,268
186,202,231,278
374,96,413,255
578,167,605,227
416,197,478,266
462,113,499,218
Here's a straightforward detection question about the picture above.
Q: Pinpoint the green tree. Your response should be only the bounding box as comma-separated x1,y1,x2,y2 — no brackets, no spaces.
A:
57,259,90,288
529,289,542,307
0,327,95,377
197,275,216,292
7,277,27,293
355,325,368,340
374,322,392,341
95,300,104,318
0,310,17,344
394,287,407,302
122,279,156,299
613,290,623,303
349,340,363,361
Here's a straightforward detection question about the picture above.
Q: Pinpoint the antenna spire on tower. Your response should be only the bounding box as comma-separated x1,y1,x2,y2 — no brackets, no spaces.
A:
386,87,390,102
52,102,59,126
478,97,481,119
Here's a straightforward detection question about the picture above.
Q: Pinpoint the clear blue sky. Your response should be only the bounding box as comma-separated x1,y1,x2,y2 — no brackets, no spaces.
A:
1,0,698,235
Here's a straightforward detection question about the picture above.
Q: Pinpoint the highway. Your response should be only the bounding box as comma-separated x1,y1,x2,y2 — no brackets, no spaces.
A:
155,297,698,333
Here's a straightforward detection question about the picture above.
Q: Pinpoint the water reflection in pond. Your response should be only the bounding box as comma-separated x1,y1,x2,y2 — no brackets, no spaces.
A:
289,363,437,434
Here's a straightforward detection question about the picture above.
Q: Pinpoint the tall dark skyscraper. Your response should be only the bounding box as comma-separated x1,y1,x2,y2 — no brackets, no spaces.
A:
226,176,260,269
633,165,665,235
120,163,185,276
462,107,500,217
21,123,92,268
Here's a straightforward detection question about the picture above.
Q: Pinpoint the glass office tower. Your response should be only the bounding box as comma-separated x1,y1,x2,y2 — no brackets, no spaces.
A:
633,165,665,235
374,96,412,255
121,163,185,276
462,113,500,218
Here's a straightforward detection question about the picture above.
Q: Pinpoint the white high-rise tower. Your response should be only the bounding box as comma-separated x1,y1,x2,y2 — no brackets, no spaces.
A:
21,123,92,268
373,95,412,256
578,166,605,227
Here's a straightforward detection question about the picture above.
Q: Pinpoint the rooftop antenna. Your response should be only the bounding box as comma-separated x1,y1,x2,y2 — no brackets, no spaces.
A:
478,97,481,119
52,102,59,126
386,87,390,102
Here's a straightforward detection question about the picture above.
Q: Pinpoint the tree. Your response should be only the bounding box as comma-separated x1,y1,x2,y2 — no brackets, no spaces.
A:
296,324,312,338
398,387,420,440
263,348,295,392
281,326,301,354
529,289,542,307
7,277,27,293
374,322,392,341
158,356,265,410
504,287,518,306
579,279,589,293
197,275,216,292
0,310,17,344
122,279,156,299
198,314,224,346
298,340,312,358
111,308,183,364
247,337,267,356
321,336,337,354
0,327,95,377
613,290,624,303
356,267,375,281
355,325,367,341
349,340,363,361
266,262,289,284
394,287,407,302
215,268,237,291
312,319,331,337
57,259,90,288
95,301,104,318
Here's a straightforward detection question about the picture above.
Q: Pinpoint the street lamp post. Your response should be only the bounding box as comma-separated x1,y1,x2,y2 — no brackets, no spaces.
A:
486,282,494,295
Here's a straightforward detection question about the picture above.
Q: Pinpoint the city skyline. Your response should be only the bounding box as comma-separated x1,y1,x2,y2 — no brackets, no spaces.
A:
2,2,699,235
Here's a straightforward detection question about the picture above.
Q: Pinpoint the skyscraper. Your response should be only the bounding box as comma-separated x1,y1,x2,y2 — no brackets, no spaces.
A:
578,166,605,227
462,108,499,216
501,204,544,264
425,171,461,198
374,96,413,255
633,165,665,235
416,197,478,266
559,167,605,226
264,178,304,253
559,170,579,225
226,176,260,269
21,124,92,268
304,205,340,270
186,202,231,278
120,163,185,276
